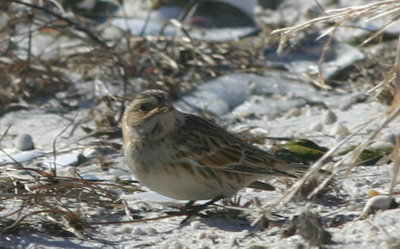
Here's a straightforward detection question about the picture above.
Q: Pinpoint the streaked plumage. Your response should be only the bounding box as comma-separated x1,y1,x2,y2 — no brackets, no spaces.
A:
122,89,310,201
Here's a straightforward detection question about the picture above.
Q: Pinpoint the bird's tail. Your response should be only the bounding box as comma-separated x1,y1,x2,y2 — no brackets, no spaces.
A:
274,161,329,178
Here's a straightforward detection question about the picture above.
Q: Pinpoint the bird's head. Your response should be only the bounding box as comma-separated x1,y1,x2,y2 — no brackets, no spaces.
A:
122,90,184,142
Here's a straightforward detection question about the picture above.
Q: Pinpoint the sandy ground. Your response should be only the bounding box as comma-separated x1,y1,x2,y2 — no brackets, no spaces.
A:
1,0,400,248
1,93,400,248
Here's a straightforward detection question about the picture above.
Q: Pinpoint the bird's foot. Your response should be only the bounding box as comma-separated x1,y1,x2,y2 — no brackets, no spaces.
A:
165,196,224,224
180,196,224,224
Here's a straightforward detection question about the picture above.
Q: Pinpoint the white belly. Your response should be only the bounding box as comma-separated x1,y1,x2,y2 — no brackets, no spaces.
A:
131,163,239,200
124,140,255,201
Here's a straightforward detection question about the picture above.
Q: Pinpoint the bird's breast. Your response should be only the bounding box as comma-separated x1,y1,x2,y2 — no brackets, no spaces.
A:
124,140,252,200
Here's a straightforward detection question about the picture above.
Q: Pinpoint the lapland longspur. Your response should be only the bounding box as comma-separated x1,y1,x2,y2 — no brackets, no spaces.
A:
122,90,313,205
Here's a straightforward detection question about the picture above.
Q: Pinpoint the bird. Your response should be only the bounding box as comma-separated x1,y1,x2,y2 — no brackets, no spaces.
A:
122,89,312,218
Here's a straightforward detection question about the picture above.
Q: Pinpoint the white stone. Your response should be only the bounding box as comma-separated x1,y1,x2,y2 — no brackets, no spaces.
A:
14,133,34,151
329,123,349,135
323,110,337,125
309,122,323,132
286,107,301,117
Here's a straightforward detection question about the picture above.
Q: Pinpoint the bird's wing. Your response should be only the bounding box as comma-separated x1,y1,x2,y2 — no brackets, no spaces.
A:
179,115,307,177
247,181,276,191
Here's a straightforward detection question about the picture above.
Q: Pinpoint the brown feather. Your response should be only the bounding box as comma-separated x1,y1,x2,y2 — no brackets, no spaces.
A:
177,114,305,177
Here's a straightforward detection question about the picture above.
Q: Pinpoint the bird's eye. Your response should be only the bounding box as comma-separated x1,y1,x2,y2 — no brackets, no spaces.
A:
138,103,151,112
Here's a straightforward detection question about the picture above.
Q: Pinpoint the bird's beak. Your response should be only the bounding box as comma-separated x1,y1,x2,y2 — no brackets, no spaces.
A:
159,101,174,114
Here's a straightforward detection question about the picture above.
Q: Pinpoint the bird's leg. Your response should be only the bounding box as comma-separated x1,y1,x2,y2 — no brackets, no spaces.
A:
165,201,196,215
180,195,224,224
182,201,196,212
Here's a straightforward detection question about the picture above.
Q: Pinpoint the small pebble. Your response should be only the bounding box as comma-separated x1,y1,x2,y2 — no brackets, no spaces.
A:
119,226,132,234
145,228,158,234
14,133,34,151
190,220,201,229
329,123,349,136
323,110,337,125
335,135,344,142
286,107,301,117
197,232,206,239
368,141,393,150
132,227,146,235
309,122,323,132
380,132,396,144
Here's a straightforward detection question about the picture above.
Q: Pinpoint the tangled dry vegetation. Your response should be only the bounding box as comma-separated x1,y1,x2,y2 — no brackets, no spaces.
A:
0,0,270,236
1,0,400,242
254,0,400,223
0,0,266,113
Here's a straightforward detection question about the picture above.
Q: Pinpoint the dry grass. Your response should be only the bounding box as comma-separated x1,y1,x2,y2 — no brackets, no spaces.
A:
2,0,400,240
0,0,266,115
0,0,270,145
254,0,400,223
0,0,271,236
272,0,400,87
0,166,125,237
